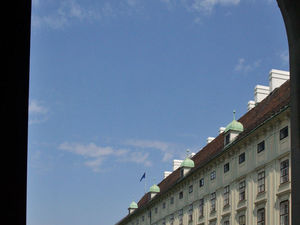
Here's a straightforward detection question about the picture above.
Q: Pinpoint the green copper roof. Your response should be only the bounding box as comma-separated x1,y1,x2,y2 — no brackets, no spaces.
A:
149,184,160,193
180,157,195,168
224,110,244,133
129,201,138,209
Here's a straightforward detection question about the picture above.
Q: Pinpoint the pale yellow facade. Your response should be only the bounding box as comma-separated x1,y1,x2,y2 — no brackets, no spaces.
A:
120,108,291,225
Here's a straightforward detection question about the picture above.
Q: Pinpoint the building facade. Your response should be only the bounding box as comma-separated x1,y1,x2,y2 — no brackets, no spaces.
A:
116,69,291,225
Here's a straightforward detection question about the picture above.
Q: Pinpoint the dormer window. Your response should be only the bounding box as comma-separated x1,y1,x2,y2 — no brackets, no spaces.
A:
224,110,244,146
180,149,195,177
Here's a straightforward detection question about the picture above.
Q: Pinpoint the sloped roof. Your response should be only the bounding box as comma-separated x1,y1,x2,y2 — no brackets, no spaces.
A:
116,80,290,225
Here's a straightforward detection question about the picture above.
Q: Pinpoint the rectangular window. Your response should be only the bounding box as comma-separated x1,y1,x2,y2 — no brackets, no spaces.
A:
162,202,166,209
162,219,166,225
224,163,230,173
280,160,289,184
178,209,183,216
257,208,265,225
142,216,144,221
178,209,183,225
280,126,288,140
199,198,204,218
210,192,216,212
170,214,174,225
179,191,183,199
188,204,193,222
211,171,216,180
199,178,204,187
257,141,265,153
224,185,230,206
280,200,289,225
239,180,246,201
224,221,229,225
155,207,158,214
258,171,265,193
239,215,246,225
189,185,193,193
239,152,245,164
170,196,174,204
225,134,230,145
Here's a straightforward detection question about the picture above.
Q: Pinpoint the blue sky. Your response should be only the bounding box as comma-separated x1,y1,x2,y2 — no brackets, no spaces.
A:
28,0,289,224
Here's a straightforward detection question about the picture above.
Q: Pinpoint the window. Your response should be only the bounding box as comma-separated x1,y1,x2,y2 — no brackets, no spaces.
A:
280,160,289,184
178,209,183,225
179,191,183,199
162,202,166,209
170,214,174,225
280,200,289,225
239,180,246,201
225,134,230,145
257,141,265,153
180,168,184,177
258,171,265,193
257,208,265,225
223,185,230,206
224,163,230,173
199,198,204,218
162,218,166,225
210,192,216,212
199,178,204,187
280,126,288,140
178,209,183,216
189,185,193,193
188,204,193,222
239,152,245,164
142,216,144,221
239,215,246,225
136,219,139,225
210,171,216,180
170,196,174,204
155,207,158,214
224,221,230,225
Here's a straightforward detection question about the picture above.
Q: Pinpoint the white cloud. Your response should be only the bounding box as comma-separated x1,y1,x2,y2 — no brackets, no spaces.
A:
58,142,152,172
29,100,48,114
189,0,240,14
234,58,261,73
28,100,49,124
32,0,101,30
123,139,181,162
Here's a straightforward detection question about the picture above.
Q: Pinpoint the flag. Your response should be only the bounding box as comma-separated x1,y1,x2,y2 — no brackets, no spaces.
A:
140,172,146,182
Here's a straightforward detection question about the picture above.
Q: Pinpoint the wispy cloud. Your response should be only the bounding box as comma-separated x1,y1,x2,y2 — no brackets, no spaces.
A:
32,0,102,29
123,139,183,162
58,142,152,172
182,0,240,14
32,0,244,30
28,100,49,124
234,58,261,73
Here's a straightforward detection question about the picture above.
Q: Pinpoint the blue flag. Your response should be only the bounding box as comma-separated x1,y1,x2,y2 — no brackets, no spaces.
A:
140,172,146,182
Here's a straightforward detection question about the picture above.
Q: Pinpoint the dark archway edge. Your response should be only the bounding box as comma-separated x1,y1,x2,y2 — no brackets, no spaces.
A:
2,1,31,225
276,0,300,224
2,1,299,225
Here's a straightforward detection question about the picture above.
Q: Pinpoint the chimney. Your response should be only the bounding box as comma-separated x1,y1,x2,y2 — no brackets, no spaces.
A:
219,127,225,134
164,171,172,179
247,100,255,111
269,69,290,92
254,85,270,103
173,160,183,171
207,137,215,143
